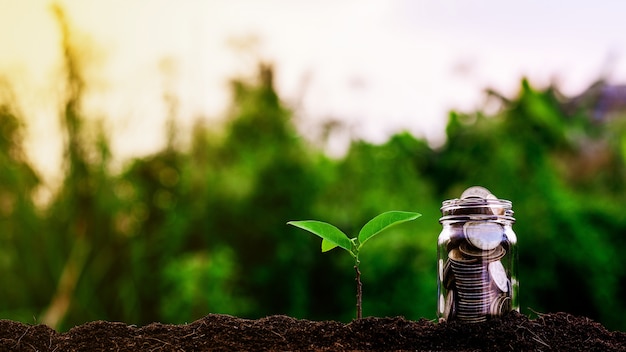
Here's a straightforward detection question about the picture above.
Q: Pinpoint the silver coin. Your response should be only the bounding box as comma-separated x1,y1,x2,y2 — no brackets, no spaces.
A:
488,261,509,293
456,309,488,321
458,186,506,216
458,242,496,258
456,283,492,291
443,290,455,320
458,301,488,311
461,298,492,307
452,267,486,276
489,295,511,316
453,272,486,282
451,260,484,268
457,301,491,311
451,261,487,272
457,314,488,320
442,260,455,289
460,186,495,199
458,297,491,306
482,245,506,262
457,298,489,306
457,286,499,298
463,221,503,250
455,277,490,285
489,204,506,216
456,286,493,296
449,256,483,268
458,316,487,323
455,271,489,279
448,248,478,264
457,307,488,315
455,275,490,287
455,272,490,283
456,283,494,292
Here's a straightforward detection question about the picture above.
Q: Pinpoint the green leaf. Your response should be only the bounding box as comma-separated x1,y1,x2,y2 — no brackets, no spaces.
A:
288,220,352,252
358,211,421,249
321,239,338,252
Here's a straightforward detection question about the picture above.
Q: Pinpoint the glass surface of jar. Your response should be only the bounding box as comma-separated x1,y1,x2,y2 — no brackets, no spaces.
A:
437,186,518,323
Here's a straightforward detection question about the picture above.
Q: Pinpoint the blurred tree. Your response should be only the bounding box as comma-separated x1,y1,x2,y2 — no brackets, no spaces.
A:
0,83,44,322
200,63,329,318
40,5,121,330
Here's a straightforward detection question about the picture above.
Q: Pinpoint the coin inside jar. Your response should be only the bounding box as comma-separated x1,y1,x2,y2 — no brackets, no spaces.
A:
458,241,496,258
488,261,509,292
481,245,506,262
463,221,503,250
443,290,455,320
442,259,455,289
489,295,511,316
448,248,478,264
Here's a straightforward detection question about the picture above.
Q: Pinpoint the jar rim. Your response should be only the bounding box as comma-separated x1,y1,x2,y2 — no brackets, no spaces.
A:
439,197,515,223
441,197,512,208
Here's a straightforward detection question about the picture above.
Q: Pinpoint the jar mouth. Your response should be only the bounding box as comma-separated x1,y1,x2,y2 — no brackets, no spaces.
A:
439,197,515,223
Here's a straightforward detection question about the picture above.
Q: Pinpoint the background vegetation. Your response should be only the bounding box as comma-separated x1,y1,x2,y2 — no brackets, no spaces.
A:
2,9,626,332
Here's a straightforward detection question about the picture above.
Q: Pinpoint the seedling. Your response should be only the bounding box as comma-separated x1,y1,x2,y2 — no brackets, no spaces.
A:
287,210,421,319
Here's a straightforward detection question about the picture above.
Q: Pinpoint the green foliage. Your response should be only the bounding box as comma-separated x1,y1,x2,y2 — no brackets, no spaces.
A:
288,211,421,257
287,221,353,253
160,246,252,323
358,211,422,250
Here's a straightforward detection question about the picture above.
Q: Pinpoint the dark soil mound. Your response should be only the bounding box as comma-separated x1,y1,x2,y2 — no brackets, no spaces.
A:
1,311,625,351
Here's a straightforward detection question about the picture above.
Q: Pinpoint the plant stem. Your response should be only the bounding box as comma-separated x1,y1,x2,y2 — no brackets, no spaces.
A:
354,264,362,320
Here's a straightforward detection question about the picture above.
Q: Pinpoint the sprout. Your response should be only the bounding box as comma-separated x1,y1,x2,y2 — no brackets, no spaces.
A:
288,211,421,319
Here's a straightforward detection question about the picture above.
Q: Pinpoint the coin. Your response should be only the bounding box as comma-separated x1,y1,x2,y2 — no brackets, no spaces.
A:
463,221,503,250
443,290,455,320
448,248,478,264
500,239,511,252
456,281,492,293
442,259,455,289
460,186,495,199
453,266,487,276
482,245,506,262
458,242,496,258
463,290,494,301
489,295,511,316
458,316,488,323
456,303,489,322
457,286,498,299
489,203,506,216
488,261,509,292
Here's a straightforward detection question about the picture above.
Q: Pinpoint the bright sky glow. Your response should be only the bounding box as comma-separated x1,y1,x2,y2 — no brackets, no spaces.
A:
1,0,626,182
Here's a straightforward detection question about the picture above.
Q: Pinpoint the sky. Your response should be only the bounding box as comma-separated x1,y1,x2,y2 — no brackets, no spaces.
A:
1,0,626,183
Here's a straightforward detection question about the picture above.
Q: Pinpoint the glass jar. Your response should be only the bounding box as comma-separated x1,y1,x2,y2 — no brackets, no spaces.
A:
437,186,518,323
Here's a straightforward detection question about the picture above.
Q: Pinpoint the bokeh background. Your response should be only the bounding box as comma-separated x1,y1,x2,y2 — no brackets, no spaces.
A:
2,1,626,332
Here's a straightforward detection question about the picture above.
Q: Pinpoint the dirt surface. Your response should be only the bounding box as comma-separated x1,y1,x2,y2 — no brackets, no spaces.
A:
1,311,625,351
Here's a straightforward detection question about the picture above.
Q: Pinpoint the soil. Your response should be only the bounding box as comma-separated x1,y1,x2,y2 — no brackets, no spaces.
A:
1,311,625,351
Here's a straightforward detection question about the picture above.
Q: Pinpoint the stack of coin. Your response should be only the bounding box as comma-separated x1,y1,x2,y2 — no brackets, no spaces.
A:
441,221,512,322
